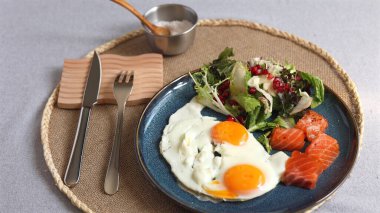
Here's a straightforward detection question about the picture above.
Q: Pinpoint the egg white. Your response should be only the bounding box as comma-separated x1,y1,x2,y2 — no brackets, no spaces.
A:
160,98,289,201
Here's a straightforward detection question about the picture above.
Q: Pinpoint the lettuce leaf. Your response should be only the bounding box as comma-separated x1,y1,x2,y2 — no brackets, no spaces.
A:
208,47,236,82
218,47,234,60
257,131,272,153
273,116,295,128
299,71,324,108
230,61,249,97
234,94,261,112
190,70,232,115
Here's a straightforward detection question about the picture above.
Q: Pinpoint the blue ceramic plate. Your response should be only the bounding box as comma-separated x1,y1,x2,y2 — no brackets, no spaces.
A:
136,73,359,212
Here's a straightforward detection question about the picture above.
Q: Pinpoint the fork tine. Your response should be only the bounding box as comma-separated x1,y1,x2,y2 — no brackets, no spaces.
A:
116,73,121,83
116,71,125,83
129,70,134,81
125,70,133,83
121,71,128,83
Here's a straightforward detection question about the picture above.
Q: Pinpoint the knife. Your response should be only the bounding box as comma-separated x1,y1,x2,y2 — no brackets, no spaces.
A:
64,51,102,187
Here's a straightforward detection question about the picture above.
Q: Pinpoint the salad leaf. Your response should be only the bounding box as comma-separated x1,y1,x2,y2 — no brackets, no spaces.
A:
189,48,238,116
230,61,249,97
234,94,261,113
190,69,232,115
290,91,312,115
224,104,241,117
299,72,324,108
273,116,295,128
284,62,297,74
257,131,272,153
218,47,234,60
246,107,261,128
209,47,236,81
248,121,277,132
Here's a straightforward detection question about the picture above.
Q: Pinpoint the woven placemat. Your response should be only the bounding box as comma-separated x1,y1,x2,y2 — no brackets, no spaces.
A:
41,19,363,213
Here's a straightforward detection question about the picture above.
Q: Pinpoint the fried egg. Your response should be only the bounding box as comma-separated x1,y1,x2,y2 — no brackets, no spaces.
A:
160,98,289,201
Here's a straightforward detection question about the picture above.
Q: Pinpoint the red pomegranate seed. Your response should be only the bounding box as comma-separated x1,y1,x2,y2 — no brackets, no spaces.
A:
284,83,290,92
226,115,236,122
277,83,285,93
295,75,302,81
219,80,230,91
267,73,274,80
236,115,245,124
261,69,269,75
250,65,261,75
248,87,256,94
289,87,294,93
272,77,281,90
222,90,229,98
218,95,226,103
273,77,281,84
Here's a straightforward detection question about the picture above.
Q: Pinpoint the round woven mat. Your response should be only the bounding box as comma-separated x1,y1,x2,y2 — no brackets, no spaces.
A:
41,19,363,213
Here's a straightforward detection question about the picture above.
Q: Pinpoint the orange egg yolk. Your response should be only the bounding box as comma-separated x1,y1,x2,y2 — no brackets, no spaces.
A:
211,121,248,145
203,180,237,199
224,164,265,194
204,188,237,199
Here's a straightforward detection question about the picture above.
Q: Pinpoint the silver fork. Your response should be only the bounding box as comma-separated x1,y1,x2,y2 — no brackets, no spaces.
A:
104,70,134,195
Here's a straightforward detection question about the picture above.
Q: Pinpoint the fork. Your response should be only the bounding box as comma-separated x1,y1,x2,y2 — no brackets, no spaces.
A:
104,71,134,195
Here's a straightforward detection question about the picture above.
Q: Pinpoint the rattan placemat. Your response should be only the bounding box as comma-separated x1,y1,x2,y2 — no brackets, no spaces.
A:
41,19,363,213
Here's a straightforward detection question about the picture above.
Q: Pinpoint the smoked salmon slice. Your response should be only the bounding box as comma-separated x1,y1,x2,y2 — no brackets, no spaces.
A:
281,151,323,189
270,127,305,151
306,133,340,170
295,110,328,141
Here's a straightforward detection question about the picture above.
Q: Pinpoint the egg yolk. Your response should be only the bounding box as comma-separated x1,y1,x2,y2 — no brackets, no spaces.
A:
211,121,248,145
203,180,238,199
224,164,265,194
204,188,237,199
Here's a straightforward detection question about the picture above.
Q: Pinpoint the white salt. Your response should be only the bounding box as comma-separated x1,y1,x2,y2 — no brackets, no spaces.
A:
155,20,194,35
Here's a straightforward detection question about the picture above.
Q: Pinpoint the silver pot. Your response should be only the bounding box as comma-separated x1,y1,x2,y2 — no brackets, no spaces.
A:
143,4,198,56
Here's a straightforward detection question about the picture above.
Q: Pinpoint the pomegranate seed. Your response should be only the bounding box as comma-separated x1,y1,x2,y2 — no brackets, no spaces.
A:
295,75,302,81
226,115,236,122
218,95,225,101
267,73,274,80
278,83,286,93
219,80,230,91
236,115,245,124
250,65,261,75
284,83,290,92
222,90,229,98
261,69,269,75
272,77,282,90
273,77,281,84
248,87,256,94
289,87,295,93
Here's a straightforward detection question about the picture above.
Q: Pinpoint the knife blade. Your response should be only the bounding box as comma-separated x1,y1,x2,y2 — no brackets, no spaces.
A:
64,51,102,187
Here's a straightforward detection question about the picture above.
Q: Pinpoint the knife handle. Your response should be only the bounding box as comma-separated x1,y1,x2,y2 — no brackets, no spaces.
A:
64,107,91,187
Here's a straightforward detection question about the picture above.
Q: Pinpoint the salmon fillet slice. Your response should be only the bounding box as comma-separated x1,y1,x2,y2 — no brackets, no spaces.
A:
281,151,323,189
295,110,328,141
270,127,305,151
306,133,340,170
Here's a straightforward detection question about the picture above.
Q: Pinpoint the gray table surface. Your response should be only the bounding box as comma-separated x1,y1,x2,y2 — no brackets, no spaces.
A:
1,0,379,212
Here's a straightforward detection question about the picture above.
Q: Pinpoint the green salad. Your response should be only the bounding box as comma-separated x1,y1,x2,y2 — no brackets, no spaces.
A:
189,48,324,152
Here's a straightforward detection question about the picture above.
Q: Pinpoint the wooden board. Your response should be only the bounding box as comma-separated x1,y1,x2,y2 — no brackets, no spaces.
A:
58,53,163,109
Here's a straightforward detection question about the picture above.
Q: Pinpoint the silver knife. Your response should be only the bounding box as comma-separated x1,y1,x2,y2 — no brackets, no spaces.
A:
64,51,102,187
